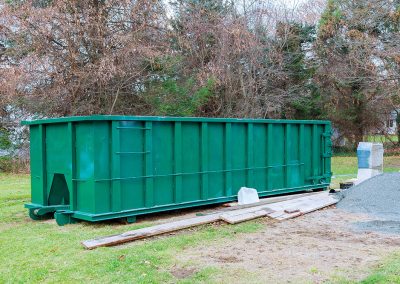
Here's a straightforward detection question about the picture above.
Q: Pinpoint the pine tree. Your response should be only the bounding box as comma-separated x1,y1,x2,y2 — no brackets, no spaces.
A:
315,0,398,146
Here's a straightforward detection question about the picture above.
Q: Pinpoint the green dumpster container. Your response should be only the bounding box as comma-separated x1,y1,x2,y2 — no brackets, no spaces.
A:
22,116,332,225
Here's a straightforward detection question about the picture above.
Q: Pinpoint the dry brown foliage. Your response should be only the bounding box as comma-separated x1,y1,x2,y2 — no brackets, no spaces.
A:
1,0,169,115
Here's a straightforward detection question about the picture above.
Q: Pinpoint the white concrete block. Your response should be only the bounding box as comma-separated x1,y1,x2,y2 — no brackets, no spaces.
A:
237,187,260,205
356,142,384,184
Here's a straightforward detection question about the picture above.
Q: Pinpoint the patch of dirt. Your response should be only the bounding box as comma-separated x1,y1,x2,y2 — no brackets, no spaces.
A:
214,255,241,263
170,266,197,279
176,208,400,283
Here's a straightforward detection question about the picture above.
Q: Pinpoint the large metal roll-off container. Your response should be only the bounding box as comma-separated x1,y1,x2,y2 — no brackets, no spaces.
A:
23,116,332,225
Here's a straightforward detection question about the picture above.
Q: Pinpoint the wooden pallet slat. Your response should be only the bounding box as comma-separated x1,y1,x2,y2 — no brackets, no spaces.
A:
82,192,339,249
82,214,221,249
221,210,269,224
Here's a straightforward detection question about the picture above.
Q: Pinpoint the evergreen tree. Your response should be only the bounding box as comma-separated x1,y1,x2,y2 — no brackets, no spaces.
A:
315,0,399,146
275,22,322,119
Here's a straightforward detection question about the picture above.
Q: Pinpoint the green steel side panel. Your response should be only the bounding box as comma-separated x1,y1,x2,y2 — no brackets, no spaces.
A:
93,122,111,214
231,123,246,195
270,124,284,190
287,124,301,188
181,122,201,202
145,121,154,208
22,115,331,125
303,125,312,185
324,123,332,181
68,122,77,211
45,124,70,174
247,123,254,187
152,122,174,206
174,122,182,203
253,123,267,191
119,120,145,211
176,123,201,202
45,124,72,208
75,122,95,213
225,123,233,196
201,123,208,200
207,123,224,199
111,121,121,212
24,115,332,224
299,124,305,186
29,125,46,205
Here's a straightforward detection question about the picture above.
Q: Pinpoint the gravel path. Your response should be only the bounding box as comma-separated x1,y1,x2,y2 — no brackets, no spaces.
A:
337,173,400,233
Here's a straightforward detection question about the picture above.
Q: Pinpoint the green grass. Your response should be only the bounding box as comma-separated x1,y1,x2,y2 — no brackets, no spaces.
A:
332,156,400,175
0,173,264,283
365,135,399,143
330,156,400,189
330,252,400,284
1,155,400,283
360,252,400,284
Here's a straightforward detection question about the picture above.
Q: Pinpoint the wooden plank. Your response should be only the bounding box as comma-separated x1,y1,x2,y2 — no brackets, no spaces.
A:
269,211,303,220
284,208,300,214
82,214,220,249
218,205,274,218
220,191,318,208
214,193,334,223
264,192,335,212
233,192,337,220
82,192,338,249
221,210,268,224
292,197,337,215
266,192,338,220
216,193,336,223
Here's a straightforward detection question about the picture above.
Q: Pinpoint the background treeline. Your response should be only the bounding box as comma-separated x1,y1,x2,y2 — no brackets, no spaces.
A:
1,0,400,171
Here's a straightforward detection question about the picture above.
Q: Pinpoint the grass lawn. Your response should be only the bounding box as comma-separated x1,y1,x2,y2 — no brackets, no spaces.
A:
331,155,400,175
365,135,399,143
330,155,400,189
359,252,400,284
1,156,400,283
0,173,264,283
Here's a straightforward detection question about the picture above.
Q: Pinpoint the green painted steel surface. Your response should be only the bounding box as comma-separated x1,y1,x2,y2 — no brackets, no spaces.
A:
23,116,332,225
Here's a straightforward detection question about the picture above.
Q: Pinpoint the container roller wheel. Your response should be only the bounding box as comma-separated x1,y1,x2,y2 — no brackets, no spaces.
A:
120,216,136,224
28,208,51,220
54,211,77,226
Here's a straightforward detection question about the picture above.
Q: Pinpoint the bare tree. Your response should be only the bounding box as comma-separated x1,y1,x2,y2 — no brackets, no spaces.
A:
0,0,169,116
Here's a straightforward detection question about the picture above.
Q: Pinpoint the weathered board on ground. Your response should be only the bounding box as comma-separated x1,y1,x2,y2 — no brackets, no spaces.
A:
222,192,319,207
220,210,270,224
82,214,221,249
82,192,338,249
200,192,318,214
264,192,338,220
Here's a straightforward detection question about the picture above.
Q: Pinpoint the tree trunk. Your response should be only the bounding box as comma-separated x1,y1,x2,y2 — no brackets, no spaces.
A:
354,125,364,149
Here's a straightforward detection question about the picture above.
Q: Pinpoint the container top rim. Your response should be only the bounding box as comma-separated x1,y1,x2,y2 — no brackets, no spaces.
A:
21,115,331,125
